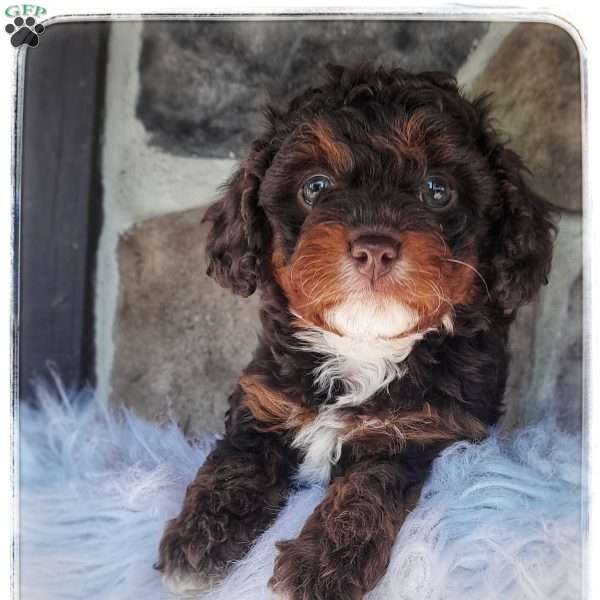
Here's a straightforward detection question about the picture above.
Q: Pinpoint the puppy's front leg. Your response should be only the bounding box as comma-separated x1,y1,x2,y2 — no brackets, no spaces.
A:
270,455,430,600
156,424,294,592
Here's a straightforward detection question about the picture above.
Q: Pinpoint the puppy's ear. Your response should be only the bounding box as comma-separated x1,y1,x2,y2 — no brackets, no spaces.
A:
487,144,557,311
204,158,272,297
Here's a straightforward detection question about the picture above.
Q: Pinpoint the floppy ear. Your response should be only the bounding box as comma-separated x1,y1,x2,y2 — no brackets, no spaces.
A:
486,144,558,312
204,153,272,297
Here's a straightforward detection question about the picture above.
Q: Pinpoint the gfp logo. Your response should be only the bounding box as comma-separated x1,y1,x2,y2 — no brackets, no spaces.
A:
5,4,46,17
5,5,46,47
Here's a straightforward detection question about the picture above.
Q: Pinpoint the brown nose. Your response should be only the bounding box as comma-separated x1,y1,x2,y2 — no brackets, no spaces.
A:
350,234,401,281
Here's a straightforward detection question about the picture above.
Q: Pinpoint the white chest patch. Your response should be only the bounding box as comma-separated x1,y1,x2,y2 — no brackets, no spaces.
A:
292,312,425,485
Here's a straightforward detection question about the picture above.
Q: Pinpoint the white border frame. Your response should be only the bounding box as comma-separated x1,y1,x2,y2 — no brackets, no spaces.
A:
1,3,595,600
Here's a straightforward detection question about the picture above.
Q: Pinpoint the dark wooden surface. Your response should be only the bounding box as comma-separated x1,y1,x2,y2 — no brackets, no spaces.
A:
19,22,109,398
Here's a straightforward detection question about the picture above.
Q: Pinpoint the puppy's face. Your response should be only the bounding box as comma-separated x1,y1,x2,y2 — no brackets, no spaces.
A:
205,66,555,339
262,113,495,338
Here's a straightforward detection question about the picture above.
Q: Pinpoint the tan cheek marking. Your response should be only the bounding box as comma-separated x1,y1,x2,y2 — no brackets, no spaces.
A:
387,231,477,332
240,375,315,432
343,403,486,448
273,223,348,331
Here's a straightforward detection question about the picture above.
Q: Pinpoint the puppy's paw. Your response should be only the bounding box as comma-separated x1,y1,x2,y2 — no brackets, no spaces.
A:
160,568,218,596
269,536,340,600
154,517,224,594
270,529,375,600
269,537,311,600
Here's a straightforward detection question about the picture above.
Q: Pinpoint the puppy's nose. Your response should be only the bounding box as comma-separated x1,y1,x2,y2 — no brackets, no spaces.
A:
350,234,401,281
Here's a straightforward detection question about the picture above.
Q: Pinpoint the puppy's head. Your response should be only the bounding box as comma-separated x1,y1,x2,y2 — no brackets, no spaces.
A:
205,65,556,339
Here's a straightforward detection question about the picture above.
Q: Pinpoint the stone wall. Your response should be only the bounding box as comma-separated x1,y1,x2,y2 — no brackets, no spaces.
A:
98,20,583,436
466,23,582,430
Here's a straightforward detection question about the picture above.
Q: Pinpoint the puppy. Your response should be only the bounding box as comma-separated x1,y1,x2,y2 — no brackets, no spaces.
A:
155,64,556,600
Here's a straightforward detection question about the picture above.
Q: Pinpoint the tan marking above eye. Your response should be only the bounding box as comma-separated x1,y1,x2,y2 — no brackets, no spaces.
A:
302,121,354,175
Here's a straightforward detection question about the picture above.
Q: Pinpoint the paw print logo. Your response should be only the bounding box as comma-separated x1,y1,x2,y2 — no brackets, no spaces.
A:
5,16,45,48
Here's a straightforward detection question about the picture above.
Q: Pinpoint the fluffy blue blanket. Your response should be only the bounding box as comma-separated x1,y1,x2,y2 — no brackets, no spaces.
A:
20,382,583,600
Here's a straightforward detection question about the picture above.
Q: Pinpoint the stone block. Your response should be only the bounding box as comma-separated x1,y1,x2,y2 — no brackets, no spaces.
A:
137,20,488,158
111,207,260,435
470,23,582,211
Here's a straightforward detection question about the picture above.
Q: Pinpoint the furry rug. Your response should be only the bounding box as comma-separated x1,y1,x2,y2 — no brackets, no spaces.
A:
20,381,583,600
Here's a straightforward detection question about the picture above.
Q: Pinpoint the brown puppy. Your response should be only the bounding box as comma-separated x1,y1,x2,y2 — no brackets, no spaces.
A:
155,64,556,600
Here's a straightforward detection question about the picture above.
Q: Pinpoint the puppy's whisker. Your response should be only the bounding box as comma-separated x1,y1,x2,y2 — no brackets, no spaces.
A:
428,280,451,304
444,259,491,300
433,231,451,255
426,281,446,313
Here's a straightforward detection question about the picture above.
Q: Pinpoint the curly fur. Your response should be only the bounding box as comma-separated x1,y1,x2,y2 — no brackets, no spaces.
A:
157,64,557,599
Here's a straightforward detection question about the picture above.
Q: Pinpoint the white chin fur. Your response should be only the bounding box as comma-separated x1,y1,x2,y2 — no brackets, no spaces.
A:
324,297,418,339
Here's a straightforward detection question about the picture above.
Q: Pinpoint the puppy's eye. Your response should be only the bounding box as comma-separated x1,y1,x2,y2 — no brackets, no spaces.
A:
301,175,331,207
420,176,455,209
